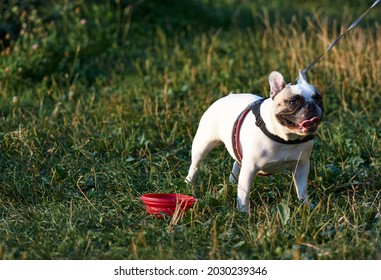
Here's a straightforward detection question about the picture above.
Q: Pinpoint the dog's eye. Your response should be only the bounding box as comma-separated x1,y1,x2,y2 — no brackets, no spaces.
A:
285,95,303,108
289,100,298,107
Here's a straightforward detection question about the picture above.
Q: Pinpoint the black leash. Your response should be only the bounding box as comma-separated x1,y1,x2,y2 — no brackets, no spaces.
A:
301,0,380,77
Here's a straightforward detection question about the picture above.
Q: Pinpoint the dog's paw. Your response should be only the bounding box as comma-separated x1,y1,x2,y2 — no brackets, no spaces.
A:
229,172,238,183
185,177,195,186
236,203,249,213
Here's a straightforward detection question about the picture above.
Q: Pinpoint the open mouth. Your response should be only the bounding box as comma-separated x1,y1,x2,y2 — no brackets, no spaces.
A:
299,117,320,132
282,116,321,133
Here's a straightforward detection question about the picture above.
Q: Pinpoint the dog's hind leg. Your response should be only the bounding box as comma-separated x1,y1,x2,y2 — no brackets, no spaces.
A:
229,161,240,183
185,127,219,185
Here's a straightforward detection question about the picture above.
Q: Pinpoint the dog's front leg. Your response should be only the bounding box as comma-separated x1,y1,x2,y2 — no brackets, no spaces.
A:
236,161,257,212
293,159,310,203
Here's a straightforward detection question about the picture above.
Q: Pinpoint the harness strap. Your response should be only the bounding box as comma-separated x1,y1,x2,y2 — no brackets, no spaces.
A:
231,98,314,164
231,107,251,163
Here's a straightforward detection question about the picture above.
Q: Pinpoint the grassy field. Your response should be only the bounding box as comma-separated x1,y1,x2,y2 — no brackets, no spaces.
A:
0,0,380,259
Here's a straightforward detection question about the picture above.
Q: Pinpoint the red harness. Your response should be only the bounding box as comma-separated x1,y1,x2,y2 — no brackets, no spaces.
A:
231,107,251,164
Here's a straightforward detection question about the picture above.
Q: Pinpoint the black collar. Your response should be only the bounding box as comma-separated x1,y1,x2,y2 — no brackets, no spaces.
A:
248,98,314,145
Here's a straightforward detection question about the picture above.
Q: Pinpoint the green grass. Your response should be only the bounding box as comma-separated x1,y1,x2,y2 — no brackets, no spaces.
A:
0,0,380,259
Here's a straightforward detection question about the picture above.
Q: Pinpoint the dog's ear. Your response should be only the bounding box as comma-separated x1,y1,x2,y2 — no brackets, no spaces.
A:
298,69,308,84
269,71,285,99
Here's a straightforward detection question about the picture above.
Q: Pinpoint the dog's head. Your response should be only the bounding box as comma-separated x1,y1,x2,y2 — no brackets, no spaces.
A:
268,70,324,136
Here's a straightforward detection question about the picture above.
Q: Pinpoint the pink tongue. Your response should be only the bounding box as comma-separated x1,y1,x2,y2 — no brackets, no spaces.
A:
299,117,320,129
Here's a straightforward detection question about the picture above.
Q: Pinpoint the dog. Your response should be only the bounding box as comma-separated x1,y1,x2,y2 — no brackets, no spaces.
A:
186,70,324,212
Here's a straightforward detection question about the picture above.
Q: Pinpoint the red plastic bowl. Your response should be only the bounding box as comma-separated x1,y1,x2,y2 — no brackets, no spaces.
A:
140,193,196,218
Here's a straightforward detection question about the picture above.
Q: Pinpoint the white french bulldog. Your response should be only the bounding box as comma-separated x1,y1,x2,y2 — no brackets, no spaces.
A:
186,70,324,212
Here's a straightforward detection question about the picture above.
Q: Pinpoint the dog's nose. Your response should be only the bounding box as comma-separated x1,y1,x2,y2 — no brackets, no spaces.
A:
303,101,321,113
303,101,313,110
300,101,322,120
